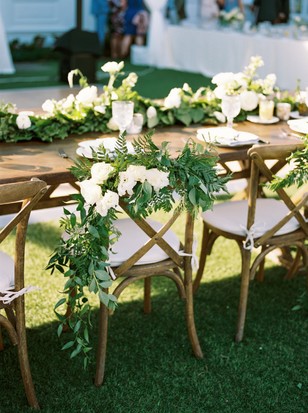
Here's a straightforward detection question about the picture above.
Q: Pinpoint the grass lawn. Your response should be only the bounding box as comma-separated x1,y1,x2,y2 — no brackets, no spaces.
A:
0,57,212,99
0,216,307,413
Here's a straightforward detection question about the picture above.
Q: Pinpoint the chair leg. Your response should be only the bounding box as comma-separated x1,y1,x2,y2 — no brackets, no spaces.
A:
143,277,152,314
284,249,302,280
185,214,203,359
95,302,109,387
235,248,251,343
255,246,266,282
0,325,4,351
15,298,39,409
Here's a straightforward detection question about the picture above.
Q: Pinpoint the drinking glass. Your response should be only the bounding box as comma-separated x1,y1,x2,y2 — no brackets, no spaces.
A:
112,101,134,135
221,95,241,128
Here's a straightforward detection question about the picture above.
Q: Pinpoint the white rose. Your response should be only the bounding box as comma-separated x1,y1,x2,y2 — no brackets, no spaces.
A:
16,112,33,129
79,179,102,204
42,99,55,113
101,61,124,74
118,171,136,196
126,165,147,182
211,72,234,86
76,86,98,105
96,190,119,217
94,105,106,114
62,94,75,109
213,111,226,123
91,162,114,184
164,88,182,109
145,169,169,192
240,90,259,111
107,117,119,131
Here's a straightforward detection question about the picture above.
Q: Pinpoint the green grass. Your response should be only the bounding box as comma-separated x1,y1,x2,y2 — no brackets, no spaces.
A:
0,58,212,99
0,217,307,413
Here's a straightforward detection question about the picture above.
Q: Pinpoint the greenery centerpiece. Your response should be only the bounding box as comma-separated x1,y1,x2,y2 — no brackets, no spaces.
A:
47,132,228,365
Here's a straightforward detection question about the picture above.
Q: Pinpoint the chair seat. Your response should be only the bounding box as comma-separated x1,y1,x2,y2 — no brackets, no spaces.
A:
202,199,300,239
0,251,14,292
110,218,180,266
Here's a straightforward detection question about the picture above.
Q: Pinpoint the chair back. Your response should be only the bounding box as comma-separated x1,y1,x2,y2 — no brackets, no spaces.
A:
247,143,308,249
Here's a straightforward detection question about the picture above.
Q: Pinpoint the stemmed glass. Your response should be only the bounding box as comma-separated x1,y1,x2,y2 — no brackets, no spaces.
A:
221,95,241,128
112,101,134,136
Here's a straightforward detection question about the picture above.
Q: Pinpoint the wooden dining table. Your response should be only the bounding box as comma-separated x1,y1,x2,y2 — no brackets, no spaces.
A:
0,121,302,215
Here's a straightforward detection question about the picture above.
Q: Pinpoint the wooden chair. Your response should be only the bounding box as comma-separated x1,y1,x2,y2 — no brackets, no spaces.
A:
0,178,47,409
95,204,203,386
193,143,308,343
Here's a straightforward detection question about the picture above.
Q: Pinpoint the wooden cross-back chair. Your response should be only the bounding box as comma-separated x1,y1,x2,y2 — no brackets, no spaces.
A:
193,143,308,343
0,178,47,409
95,203,203,386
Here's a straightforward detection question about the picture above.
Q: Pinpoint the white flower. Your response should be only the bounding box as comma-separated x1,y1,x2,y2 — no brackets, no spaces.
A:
96,190,119,217
122,72,138,88
62,94,75,110
42,99,55,113
118,171,136,196
240,90,259,111
126,165,147,182
147,106,157,118
101,61,124,74
79,179,102,204
213,111,226,123
16,111,33,129
76,86,98,105
94,105,106,114
107,117,119,131
111,91,118,100
91,162,114,184
212,72,234,86
182,83,192,93
145,169,169,192
164,88,182,109
146,106,159,128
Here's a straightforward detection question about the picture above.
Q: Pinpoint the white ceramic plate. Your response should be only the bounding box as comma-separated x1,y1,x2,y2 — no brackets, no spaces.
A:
247,115,279,124
77,137,135,158
196,127,259,147
287,118,308,134
290,111,307,119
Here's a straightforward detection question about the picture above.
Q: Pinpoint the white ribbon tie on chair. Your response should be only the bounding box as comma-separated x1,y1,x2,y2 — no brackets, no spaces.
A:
0,286,40,305
179,237,199,271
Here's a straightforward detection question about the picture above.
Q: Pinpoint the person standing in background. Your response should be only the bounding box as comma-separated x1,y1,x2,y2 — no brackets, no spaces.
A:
121,0,149,58
242,0,255,23
253,0,290,24
91,0,110,50
109,0,126,58
217,0,244,11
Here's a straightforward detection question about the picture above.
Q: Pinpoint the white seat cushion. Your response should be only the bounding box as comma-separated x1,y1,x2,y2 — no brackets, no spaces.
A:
110,218,180,266
202,199,300,238
0,251,14,292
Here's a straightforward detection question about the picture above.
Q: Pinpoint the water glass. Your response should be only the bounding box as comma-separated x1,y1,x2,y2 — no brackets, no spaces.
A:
112,101,134,135
221,95,241,128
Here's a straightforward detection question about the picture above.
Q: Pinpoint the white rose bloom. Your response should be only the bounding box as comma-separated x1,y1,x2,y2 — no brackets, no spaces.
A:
76,86,98,105
94,105,106,114
145,169,169,192
213,111,226,123
118,172,136,196
193,87,206,101
42,99,55,113
91,162,114,184
101,61,124,74
182,83,191,93
146,106,157,118
164,88,182,109
240,90,259,111
123,72,138,87
126,165,147,182
79,179,102,205
211,72,234,86
62,94,75,109
96,190,119,217
107,117,119,131
16,112,32,129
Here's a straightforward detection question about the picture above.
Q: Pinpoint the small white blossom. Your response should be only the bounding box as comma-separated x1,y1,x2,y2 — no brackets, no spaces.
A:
118,172,136,196
42,99,55,113
164,88,182,109
96,190,119,217
91,162,114,184
94,105,106,114
147,106,157,118
101,61,124,74
122,72,138,88
146,106,159,128
62,94,75,110
16,111,33,129
76,86,98,105
240,90,259,111
145,169,169,192
213,111,226,123
111,91,118,100
126,165,147,182
79,179,102,204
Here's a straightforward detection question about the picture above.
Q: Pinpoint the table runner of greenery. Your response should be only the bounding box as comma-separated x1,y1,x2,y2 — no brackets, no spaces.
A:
0,56,298,144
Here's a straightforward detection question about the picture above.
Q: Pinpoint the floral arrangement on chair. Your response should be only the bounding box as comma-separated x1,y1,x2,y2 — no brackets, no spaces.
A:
47,132,229,365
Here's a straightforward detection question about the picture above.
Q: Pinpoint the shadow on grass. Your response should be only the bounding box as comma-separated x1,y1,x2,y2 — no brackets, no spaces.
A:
1,266,307,413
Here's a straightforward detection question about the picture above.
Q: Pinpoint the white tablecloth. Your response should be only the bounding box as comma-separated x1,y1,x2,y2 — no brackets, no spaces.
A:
0,11,15,74
161,25,308,91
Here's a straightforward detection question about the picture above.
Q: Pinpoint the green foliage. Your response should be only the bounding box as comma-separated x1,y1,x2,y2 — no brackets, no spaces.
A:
47,132,229,364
